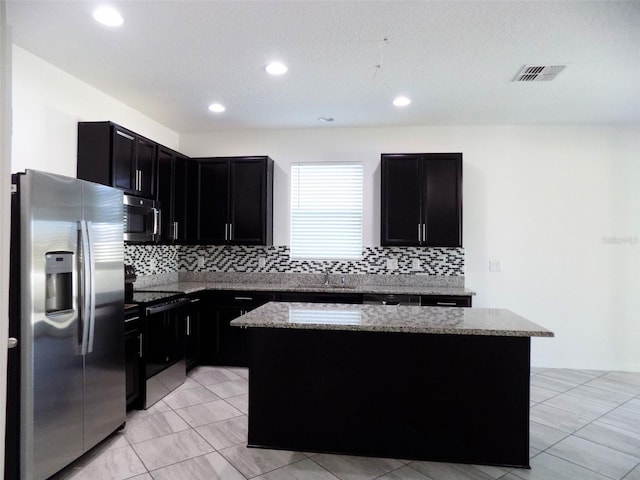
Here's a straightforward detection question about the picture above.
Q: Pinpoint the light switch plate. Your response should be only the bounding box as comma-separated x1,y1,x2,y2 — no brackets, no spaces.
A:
149,258,157,270
412,258,421,270
197,256,205,268
489,260,501,272
387,258,398,270
258,257,266,268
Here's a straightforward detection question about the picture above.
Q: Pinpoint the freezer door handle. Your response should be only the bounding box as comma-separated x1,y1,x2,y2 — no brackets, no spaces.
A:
8,338,18,349
85,220,97,354
79,220,91,355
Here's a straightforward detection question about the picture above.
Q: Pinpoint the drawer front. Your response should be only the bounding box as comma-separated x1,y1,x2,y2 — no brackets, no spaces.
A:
421,295,472,307
212,291,275,308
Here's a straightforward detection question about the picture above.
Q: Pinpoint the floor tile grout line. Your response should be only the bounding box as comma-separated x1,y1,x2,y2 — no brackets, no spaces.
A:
534,376,632,423
543,449,628,480
532,400,639,462
395,461,439,480
621,461,640,480
245,457,322,479
126,439,151,478
569,392,640,442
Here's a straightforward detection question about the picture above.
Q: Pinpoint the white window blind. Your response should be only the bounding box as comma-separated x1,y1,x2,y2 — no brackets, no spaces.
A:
290,163,363,260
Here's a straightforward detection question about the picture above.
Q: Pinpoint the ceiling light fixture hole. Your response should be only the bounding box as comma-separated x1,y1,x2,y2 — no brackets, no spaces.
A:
265,62,288,76
93,6,124,27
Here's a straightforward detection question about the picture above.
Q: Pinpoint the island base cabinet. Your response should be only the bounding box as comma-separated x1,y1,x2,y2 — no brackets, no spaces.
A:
247,329,531,468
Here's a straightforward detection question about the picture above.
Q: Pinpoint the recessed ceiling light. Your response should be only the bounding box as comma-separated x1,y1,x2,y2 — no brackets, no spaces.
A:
208,103,226,113
393,96,411,107
265,62,288,76
92,6,124,27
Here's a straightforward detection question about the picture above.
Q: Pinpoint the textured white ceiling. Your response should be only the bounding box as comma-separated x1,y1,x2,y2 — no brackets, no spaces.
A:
7,0,640,133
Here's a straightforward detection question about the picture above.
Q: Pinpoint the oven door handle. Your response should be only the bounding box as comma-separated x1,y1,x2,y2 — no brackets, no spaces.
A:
145,298,189,315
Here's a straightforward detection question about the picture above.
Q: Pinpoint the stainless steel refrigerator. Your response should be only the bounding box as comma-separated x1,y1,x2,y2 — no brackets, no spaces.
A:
6,170,126,480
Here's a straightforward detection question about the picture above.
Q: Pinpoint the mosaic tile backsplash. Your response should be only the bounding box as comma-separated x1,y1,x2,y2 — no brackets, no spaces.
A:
126,245,464,277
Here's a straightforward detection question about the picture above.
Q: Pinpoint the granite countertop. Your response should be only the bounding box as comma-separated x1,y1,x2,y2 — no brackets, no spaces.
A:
135,280,474,297
230,301,554,338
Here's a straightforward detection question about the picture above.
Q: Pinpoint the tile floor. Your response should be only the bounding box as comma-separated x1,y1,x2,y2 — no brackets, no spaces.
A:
52,366,640,480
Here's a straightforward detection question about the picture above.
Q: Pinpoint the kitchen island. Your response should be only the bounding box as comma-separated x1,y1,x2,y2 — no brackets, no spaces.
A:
231,302,553,468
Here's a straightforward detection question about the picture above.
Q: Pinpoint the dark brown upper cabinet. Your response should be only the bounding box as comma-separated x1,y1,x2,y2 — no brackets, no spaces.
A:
194,156,274,245
381,153,462,247
77,121,157,199
156,146,194,243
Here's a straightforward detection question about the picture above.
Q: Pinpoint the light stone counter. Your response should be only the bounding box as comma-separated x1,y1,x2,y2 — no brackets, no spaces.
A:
231,301,554,337
134,273,474,297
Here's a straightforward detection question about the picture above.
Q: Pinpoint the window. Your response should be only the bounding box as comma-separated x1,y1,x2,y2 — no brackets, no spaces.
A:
290,163,363,259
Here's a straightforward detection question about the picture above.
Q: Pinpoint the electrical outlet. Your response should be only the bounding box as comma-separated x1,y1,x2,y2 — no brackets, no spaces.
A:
197,256,205,268
387,258,398,270
258,257,266,268
489,260,501,272
412,258,421,270
149,258,156,270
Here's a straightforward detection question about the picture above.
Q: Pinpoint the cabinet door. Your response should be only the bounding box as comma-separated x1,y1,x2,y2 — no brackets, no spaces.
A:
423,154,462,247
136,137,157,198
198,159,229,243
113,128,136,193
185,297,201,370
381,154,422,246
216,306,248,367
185,159,199,243
156,147,174,242
124,330,142,408
173,156,189,242
230,158,268,244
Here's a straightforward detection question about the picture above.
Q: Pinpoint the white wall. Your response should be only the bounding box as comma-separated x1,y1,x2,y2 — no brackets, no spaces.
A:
11,46,180,176
181,125,640,372
0,2,12,473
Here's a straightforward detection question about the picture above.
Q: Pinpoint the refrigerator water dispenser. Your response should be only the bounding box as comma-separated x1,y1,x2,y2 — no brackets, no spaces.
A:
45,251,74,315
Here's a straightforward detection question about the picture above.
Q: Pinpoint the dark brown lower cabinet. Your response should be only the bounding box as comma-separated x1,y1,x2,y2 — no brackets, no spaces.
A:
185,296,202,371
197,290,473,368
124,308,142,409
200,291,274,367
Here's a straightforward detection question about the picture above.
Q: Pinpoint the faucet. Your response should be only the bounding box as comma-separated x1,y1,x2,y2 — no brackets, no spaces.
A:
323,270,330,286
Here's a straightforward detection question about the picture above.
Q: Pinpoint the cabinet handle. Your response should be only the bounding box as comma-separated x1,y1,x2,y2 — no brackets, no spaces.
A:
172,222,178,240
138,170,143,191
417,223,421,243
138,333,143,358
234,296,253,301
436,302,457,306
186,316,191,335
224,223,228,241
116,130,134,141
423,223,426,243
229,223,233,240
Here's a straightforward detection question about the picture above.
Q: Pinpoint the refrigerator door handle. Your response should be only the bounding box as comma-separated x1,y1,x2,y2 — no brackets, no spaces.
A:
79,220,91,355
85,220,97,354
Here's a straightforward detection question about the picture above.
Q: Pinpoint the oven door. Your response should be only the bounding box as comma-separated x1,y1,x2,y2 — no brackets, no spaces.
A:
124,195,160,243
144,300,188,379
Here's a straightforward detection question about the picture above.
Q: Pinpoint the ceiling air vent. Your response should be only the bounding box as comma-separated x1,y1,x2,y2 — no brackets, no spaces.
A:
513,65,567,82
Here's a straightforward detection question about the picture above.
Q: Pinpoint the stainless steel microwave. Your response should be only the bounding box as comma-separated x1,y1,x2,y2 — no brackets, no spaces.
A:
123,195,160,242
